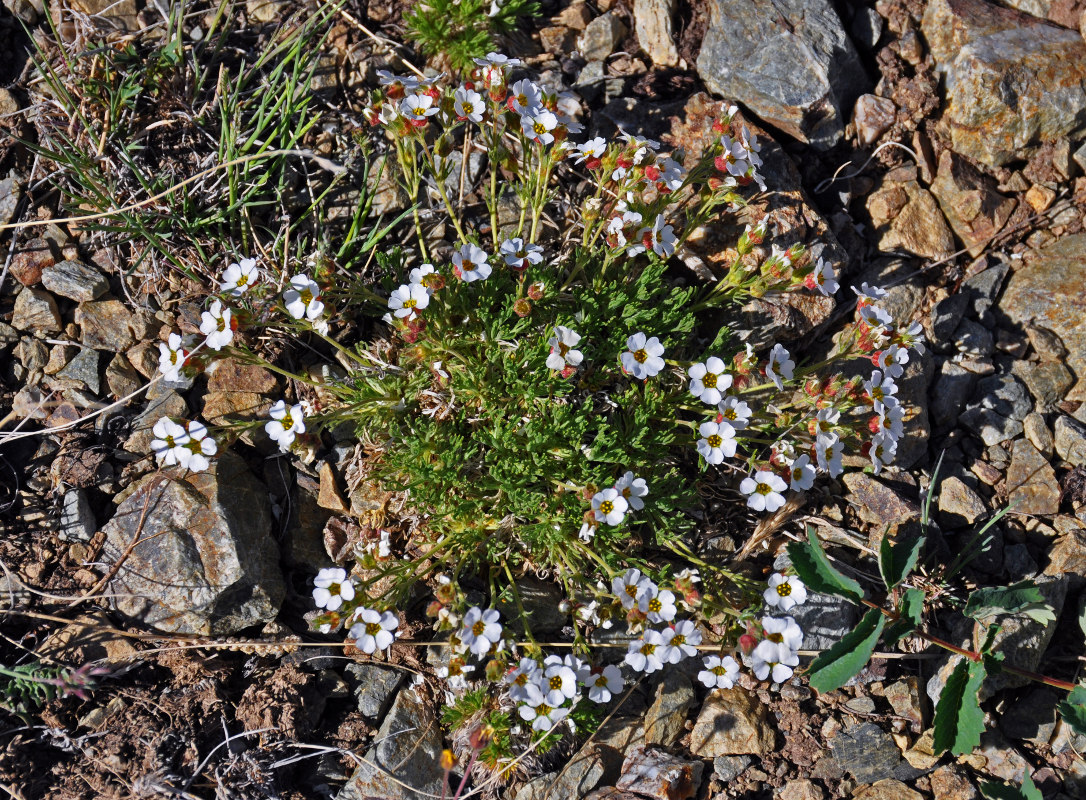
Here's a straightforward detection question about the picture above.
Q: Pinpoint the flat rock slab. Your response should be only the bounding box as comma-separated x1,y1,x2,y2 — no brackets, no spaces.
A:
689,687,776,756
1006,438,1061,515
831,722,902,784
616,746,703,800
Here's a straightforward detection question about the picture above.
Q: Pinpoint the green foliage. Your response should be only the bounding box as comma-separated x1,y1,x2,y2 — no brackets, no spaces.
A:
405,0,541,73
964,581,1056,625
932,657,987,756
878,534,922,590
883,587,924,646
0,662,68,723
979,773,1042,800
787,525,864,603
1057,684,1086,737
806,608,885,694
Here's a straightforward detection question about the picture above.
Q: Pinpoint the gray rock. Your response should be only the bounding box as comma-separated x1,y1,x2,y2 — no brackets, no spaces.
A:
616,746,704,800
865,181,955,260
690,687,775,756
0,175,21,226
576,61,623,105
713,755,752,782
344,663,403,721
788,591,860,651
75,299,139,352
1022,412,1054,459
937,476,986,529
831,722,901,783
1003,543,1039,581
0,321,18,347
123,387,188,457
1007,438,1061,515
962,261,1009,323
11,288,62,334
41,260,109,302
1002,235,1086,401
1055,415,1086,466
528,744,621,800
634,0,679,67
101,451,284,634
927,294,970,350
578,12,627,61
1014,360,1073,412
931,359,979,431
57,348,100,394
643,671,695,747
960,374,1032,445
695,0,867,149
952,319,994,357
59,489,96,543
930,151,1016,258
922,0,1086,167
338,685,446,800
1000,687,1059,745
495,576,568,635
105,353,142,398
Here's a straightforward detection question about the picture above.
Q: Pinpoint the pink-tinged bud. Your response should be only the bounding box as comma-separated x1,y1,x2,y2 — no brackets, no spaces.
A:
644,165,660,181
868,415,882,434
468,725,492,750
527,281,545,300
424,273,445,291
712,119,726,134
426,601,443,618
738,633,757,654
585,156,602,170
403,330,419,343
714,155,729,173
860,440,873,458
870,350,883,366
560,365,577,379
484,659,504,683
513,298,531,317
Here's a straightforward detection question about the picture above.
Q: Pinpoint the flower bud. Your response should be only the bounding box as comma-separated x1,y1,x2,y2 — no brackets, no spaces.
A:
484,659,505,682
527,281,545,300
738,633,757,653
440,750,457,771
513,298,532,317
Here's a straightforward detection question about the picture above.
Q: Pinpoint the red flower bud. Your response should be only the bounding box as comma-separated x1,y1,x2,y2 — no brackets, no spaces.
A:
738,633,757,654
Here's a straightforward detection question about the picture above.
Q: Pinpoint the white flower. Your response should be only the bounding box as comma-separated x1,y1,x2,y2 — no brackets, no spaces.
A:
265,400,306,451
876,402,905,440
869,432,898,474
639,214,677,258
688,357,733,405
624,630,665,674
699,655,740,689
452,243,491,282
763,574,808,612
591,487,628,526
810,258,838,296
853,282,889,305
409,263,436,285
474,52,521,67
579,520,598,542
740,470,789,513
697,420,737,465
376,69,418,90
613,568,652,610
505,658,543,703
860,303,894,330
546,325,583,371
437,659,475,690
864,370,899,412
399,92,438,120
788,453,815,492
762,615,804,651
460,607,503,657
181,420,216,472
158,332,189,382
815,432,844,478
540,661,578,707
220,258,260,296
765,343,794,390
656,157,685,191
897,320,926,356
518,686,569,732
877,344,909,379
585,664,624,703
751,639,800,683
388,283,430,318
638,585,677,624
313,567,355,611
815,407,840,434
621,332,665,379
151,417,191,467
508,79,542,114
453,86,485,122
521,107,558,145
199,299,234,351
284,274,325,321
659,620,702,664
569,136,607,164
717,395,752,430
500,238,544,270
350,607,399,654
614,471,648,511
719,134,751,177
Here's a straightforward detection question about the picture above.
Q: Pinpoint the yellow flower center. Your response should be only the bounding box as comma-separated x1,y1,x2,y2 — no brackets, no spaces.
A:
707,434,723,449
640,643,656,656
533,122,546,135
164,435,175,447
299,288,314,305
648,598,661,613
872,387,884,401
599,500,614,515
756,482,773,496
672,634,686,647
703,373,718,388
236,275,248,287
624,584,638,598
366,621,381,636
548,676,562,691
472,620,486,636
536,703,552,715
723,408,737,420
712,665,727,676
767,631,783,644
594,674,608,687
633,348,648,364
776,583,792,597
403,298,417,309
514,673,529,686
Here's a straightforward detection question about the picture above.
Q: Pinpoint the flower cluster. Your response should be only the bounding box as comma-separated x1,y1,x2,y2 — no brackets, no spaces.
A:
149,416,217,472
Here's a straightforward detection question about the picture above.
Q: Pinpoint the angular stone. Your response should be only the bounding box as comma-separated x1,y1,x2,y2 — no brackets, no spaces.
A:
75,299,138,352
788,591,859,651
1014,360,1073,412
41,259,108,302
866,179,955,259
127,341,160,379
831,722,902,784
204,357,278,393
616,746,703,800
929,766,976,800
953,319,994,357
1045,528,1086,576
1055,415,1086,465
696,0,867,149
101,451,284,634
713,755,752,781
852,780,922,800
963,261,1010,324
927,294,970,349
344,663,403,721
540,25,576,55
317,461,349,513
780,779,825,800
853,94,896,147
1006,438,1061,515
930,151,1016,257
1000,687,1059,744
543,744,621,800
495,576,568,635
634,0,679,66
105,353,141,398
841,473,921,541
123,389,189,456
578,12,627,61
1003,236,1086,400
12,287,62,334
202,391,274,427
0,175,21,226
690,687,775,757
1023,413,1054,459
9,238,55,287
922,0,1086,167
0,321,17,348
883,677,924,728
59,488,96,543
938,476,986,528
56,348,100,394
960,374,1032,445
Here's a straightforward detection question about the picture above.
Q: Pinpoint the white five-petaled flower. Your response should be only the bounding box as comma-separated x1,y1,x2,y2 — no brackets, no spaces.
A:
638,584,677,624
508,78,542,114
584,664,624,703
312,567,355,612
569,136,607,165
740,470,788,513
853,282,889,306
877,344,909,379
815,407,840,434
613,568,652,610
859,303,894,331
284,274,325,321
505,657,543,703
460,607,503,657
220,258,260,296
697,420,737,466
864,370,899,412
158,332,188,382
810,257,839,296
388,283,430,318
751,639,800,683
622,332,665,379
624,630,665,674
699,655,740,689
546,325,583,371
181,420,217,472
452,243,491,282
520,107,558,145
400,92,438,120
151,417,191,467
614,471,648,511
764,573,808,612
199,299,234,351
788,453,815,492
350,607,399,654
869,432,898,475
518,686,569,732
591,487,628,526
815,432,844,478
453,86,485,122
659,620,702,664
638,214,677,258
409,263,436,285
762,615,804,651
717,395,752,430
266,400,306,451
877,402,906,440
765,343,794,390
540,661,578,707
500,238,544,271
689,357,733,405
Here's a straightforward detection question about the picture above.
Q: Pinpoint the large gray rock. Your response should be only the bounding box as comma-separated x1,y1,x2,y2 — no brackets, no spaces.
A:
695,0,867,149
101,451,284,634
1055,415,1086,466
921,0,1086,167
41,260,108,302
960,374,1032,446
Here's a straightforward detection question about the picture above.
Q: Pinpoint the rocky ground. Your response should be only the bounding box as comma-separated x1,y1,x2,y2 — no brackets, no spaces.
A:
1,0,1086,799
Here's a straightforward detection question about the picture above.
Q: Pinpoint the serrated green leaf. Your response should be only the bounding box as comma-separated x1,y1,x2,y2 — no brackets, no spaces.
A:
979,773,1042,800
786,525,863,603
965,580,1054,624
932,657,987,756
884,587,924,646
807,608,886,694
879,534,923,590
1058,685,1086,737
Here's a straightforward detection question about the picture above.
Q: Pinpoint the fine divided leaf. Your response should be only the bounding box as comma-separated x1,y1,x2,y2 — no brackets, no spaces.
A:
979,773,1042,800
786,525,863,603
878,534,923,590
932,657,987,756
884,587,924,646
965,580,1055,625
807,608,885,694
1058,685,1086,738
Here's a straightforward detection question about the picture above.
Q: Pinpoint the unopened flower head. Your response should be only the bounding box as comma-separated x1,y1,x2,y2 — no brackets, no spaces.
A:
688,357,733,405
350,607,399,654
763,573,808,612
621,332,665,379
313,567,355,611
220,258,260,296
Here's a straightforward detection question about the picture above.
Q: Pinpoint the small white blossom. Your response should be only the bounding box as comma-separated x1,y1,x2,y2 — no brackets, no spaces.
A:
613,568,652,610
313,567,354,611
151,417,191,467
810,258,838,296
540,661,578,707
853,282,889,305
452,243,491,282
699,655,740,689
815,407,840,434
765,343,794,390
500,238,544,271
521,107,558,145
751,639,799,683
688,357,733,405
869,432,898,474
740,470,788,513
584,664,624,703
453,86,485,122
762,615,804,651
569,136,607,165
388,283,430,318
437,659,475,691
639,214,677,258
624,630,665,674
788,453,816,492
409,263,436,285
621,332,665,379
284,274,325,321
518,686,569,732
505,657,543,703
876,402,906,440
181,419,216,472
400,92,438,120
266,400,306,451
764,574,808,612
508,79,542,114
877,344,909,379
220,258,260,296
815,432,844,478
199,299,234,351
350,607,399,654
460,607,503,657
474,52,522,68
158,333,189,382
697,420,737,465
864,370,899,412
546,325,583,371
638,585,677,624
614,471,648,511
717,396,752,430
659,620,702,664
591,487,628,526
